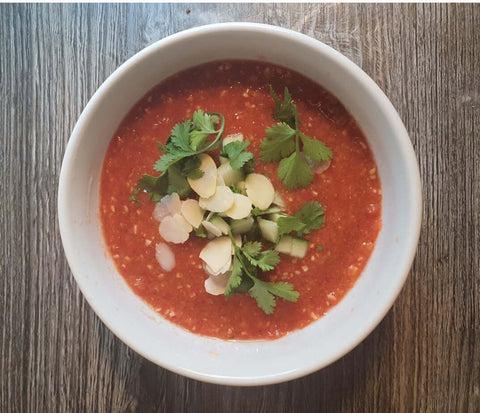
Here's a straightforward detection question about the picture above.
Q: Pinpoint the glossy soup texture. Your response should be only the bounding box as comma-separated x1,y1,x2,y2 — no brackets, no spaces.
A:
100,60,382,340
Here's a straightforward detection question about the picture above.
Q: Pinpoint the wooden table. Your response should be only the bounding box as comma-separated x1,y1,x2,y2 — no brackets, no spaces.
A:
1,3,479,412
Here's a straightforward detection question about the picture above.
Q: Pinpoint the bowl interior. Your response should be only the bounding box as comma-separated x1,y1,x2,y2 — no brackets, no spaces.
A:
58,23,421,385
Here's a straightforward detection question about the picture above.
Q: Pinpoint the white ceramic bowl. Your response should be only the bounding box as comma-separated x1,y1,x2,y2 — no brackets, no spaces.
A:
58,23,421,386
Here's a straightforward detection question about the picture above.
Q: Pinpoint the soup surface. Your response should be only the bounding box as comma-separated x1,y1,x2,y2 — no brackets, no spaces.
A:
100,60,382,340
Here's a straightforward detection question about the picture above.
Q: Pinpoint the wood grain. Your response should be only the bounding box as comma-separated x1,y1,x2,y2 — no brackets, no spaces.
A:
1,3,479,412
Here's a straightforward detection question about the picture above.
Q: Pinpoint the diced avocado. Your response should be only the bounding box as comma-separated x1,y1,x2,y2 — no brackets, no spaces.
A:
290,237,309,258
257,217,279,243
217,162,244,186
231,216,254,234
209,215,230,235
275,236,293,255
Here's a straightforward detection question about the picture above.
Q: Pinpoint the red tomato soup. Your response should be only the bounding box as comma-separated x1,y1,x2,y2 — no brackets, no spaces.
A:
100,60,382,340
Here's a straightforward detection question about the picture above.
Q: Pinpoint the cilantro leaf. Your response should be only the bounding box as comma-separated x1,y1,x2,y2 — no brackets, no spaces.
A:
249,281,277,314
189,130,209,151
259,123,296,162
294,201,325,234
277,215,306,237
299,132,333,162
136,174,168,203
242,241,262,258
278,151,313,189
154,151,186,173
190,110,221,151
193,109,217,134
181,156,204,179
249,279,299,314
225,256,243,297
170,120,193,152
166,164,191,198
222,141,254,170
269,85,296,127
254,250,280,271
263,281,299,302
277,201,325,237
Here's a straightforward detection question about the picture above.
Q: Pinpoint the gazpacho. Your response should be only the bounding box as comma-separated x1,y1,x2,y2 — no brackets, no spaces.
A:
100,60,382,340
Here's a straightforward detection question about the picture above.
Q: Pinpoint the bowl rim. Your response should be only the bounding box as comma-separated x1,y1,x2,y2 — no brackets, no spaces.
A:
58,22,422,386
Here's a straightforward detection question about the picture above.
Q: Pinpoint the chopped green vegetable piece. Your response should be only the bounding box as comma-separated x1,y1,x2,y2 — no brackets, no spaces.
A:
317,244,323,251
290,237,309,258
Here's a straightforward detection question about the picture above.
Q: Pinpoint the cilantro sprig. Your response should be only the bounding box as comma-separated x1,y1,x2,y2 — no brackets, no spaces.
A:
131,110,225,203
277,201,325,237
226,232,299,314
260,86,333,189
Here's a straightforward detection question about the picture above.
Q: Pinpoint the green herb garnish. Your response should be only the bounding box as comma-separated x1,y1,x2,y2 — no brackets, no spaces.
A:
277,201,325,237
131,110,225,204
226,232,299,314
260,87,333,189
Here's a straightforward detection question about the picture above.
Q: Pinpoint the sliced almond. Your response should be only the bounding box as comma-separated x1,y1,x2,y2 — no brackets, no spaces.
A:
225,193,252,219
180,199,204,228
159,214,192,244
153,192,182,222
272,191,286,209
245,173,275,210
223,133,244,147
216,173,226,186
199,236,232,274
217,162,244,186
198,186,234,213
187,153,217,198
204,272,231,296
202,220,222,237
203,258,231,276
155,243,175,272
